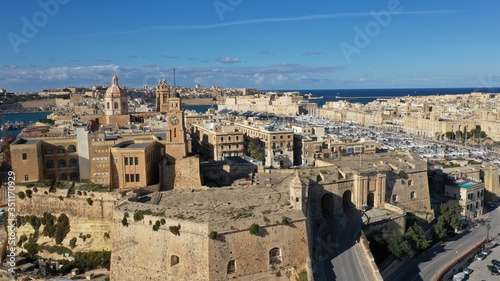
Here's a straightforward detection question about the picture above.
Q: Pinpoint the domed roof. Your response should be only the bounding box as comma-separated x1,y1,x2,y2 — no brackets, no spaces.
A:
105,75,126,98
170,91,180,98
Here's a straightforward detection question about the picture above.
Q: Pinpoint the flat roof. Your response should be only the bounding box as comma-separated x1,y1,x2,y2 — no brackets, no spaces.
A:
114,142,153,149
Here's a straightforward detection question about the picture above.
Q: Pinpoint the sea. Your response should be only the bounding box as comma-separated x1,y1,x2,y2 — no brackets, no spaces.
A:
280,87,500,107
0,111,51,137
2,87,499,136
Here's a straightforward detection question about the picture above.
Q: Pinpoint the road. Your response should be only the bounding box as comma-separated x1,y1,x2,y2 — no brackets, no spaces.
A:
315,207,367,281
388,206,500,281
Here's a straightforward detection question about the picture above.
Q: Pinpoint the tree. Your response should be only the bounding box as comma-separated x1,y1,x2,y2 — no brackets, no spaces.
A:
54,214,71,244
87,198,93,205
445,131,455,140
405,223,430,251
435,201,463,239
209,231,218,240
382,226,414,259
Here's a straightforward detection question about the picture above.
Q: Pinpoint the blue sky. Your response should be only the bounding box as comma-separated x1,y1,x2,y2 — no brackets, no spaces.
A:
1,0,500,92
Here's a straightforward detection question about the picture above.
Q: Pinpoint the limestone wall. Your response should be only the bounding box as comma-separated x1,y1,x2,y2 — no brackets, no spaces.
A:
110,208,309,281
385,169,431,212
16,186,119,221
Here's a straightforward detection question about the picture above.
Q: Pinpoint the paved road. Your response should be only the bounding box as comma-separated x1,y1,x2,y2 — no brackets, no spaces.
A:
316,207,367,281
388,206,500,281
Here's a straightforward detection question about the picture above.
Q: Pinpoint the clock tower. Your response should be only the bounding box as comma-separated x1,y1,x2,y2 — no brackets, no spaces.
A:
165,91,187,158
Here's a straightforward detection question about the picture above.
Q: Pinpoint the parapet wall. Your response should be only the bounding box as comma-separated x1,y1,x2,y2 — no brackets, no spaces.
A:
110,206,309,281
15,186,118,221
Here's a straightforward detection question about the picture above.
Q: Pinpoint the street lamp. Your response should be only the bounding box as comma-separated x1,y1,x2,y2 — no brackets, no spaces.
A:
486,223,491,241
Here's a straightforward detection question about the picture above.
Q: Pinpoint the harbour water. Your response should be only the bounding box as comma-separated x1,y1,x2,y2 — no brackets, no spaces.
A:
0,111,51,137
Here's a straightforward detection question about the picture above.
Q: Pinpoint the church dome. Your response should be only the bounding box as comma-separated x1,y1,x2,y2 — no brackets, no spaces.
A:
170,91,180,98
105,75,126,98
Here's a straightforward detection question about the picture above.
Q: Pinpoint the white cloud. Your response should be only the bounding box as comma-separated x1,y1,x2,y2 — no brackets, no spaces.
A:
0,63,344,91
215,57,241,64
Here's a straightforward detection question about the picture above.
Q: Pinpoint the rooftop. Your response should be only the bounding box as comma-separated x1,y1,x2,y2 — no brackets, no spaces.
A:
114,142,153,149
116,172,303,232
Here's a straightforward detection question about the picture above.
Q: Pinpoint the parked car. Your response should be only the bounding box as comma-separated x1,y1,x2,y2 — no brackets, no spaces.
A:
493,259,500,268
463,268,473,275
477,253,488,261
487,201,497,208
481,249,492,256
488,265,500,275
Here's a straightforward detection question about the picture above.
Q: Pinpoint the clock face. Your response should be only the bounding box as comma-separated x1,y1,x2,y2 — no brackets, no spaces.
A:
170,115,180,125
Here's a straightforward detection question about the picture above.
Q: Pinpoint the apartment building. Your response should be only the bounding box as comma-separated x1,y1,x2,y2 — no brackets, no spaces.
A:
236,121,293,168
192,122,244,160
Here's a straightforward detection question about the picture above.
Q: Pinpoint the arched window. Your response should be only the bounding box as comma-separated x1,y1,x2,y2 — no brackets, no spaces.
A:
227,260,235,274
69,158,78,167
476,202,479,208
410,191,416,199
114,102,118,109
57,146,65,154
107,102,110,109
45,147,53,154
46,160,55,169
68,145,76,153
59,173,67,181
170,255,179,267
392,194,398,202
70,172,79,181
269,248,282,264
57,160,66,168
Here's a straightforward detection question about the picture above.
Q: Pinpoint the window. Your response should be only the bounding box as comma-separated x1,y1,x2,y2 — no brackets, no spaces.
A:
57,160,66,168
114,102,118,109
68,145,76,153
57,146,65,154
46,160,54,169
131,174,135,182
170,255,179,267
125,157,128,165
24,175,29,181
125,174,130,182
135,157,139,165
69,158,78,167
269,248,282,264
107,102,110,109
410,191,416,199
135,174,140,182
408,180,412,186
22,153,27,160
392,194,398,202
227,260,235,274
45,147,53,154
59,173,67,181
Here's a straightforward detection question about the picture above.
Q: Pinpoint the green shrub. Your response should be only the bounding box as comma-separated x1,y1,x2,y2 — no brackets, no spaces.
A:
33,187,38,193
249,224,260,236
77,191,82,196
86,198,93,205
398,170,407,179
26,182,35,188
59,196,64,201
281,216,290,225
69,237,77,249
209,231,218,240
121,216,128,227
169,224,181,236
133,212,144,222
18,191,26,200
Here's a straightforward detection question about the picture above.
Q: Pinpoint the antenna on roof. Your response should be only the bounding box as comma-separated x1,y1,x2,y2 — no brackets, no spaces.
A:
172,67,176,89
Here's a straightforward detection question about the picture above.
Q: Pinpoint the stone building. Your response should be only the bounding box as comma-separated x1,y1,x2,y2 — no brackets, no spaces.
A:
235,120,294,168
103,75,130,126
110,173,309,281
191,122,244,160
315,152,432,213
444,178,484,219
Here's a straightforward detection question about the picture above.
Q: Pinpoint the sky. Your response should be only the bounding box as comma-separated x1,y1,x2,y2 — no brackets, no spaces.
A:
1,0,500,92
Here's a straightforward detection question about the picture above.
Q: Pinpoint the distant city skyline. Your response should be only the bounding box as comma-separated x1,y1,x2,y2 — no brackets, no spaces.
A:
1,0,500,92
